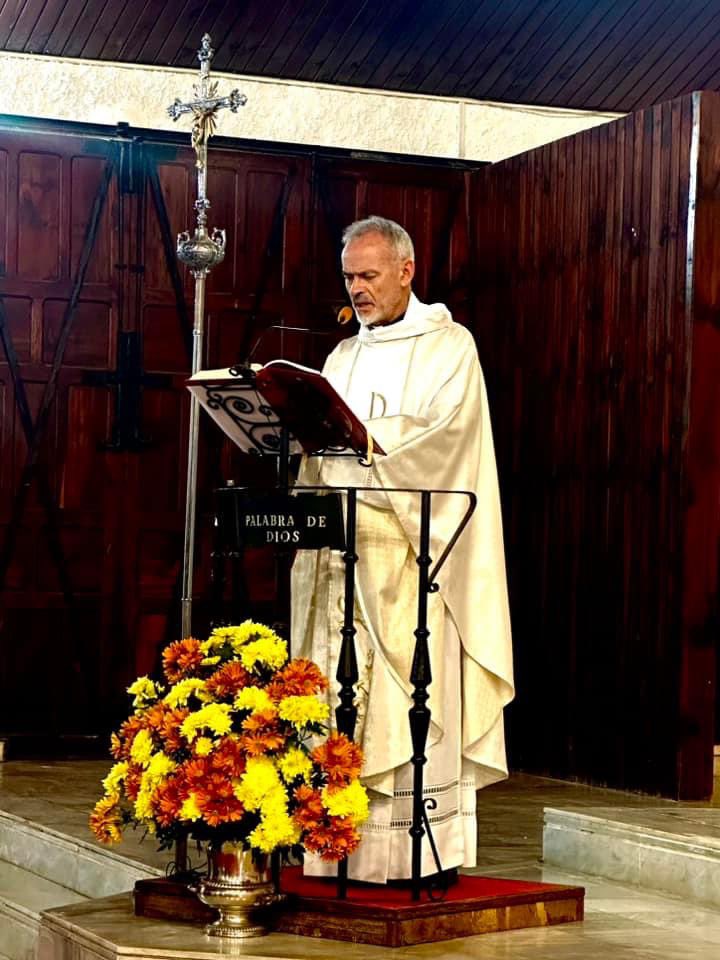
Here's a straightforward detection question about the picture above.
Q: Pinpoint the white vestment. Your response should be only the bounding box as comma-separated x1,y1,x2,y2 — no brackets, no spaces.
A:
291,293,514,882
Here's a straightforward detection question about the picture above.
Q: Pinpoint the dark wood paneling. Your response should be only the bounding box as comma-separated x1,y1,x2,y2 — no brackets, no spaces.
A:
17,152,61,281
473,93,719,799
678,92,720,794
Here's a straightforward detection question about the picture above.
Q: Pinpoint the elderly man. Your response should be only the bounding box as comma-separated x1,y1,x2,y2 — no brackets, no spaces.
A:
292,216,513,884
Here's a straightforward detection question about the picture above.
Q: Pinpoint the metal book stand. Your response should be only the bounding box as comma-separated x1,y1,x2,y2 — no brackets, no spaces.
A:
206,368,477,903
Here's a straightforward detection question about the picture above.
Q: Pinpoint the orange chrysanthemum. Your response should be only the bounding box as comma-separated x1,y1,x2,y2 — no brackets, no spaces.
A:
205,661,251,700
110,732,123,760
158,707,190,754
143,702,170,732
311,733,363,785
304,818,361,862
196,775,245,826
267,659,329,700
238,710,285,756
90,794,123,844
210,736,246,778
113,716,145,759
153,777,185,828
162,637,204,683
292,785,325,831
124,764,143,802
180,757,210,787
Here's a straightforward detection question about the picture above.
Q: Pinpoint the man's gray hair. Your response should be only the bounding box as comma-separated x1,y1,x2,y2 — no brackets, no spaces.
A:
342,216,415,262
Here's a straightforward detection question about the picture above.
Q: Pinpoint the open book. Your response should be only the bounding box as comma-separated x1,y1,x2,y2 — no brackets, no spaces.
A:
187,360,385,457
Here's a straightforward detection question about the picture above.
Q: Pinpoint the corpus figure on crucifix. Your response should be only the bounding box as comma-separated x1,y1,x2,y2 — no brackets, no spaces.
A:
292,216,515,885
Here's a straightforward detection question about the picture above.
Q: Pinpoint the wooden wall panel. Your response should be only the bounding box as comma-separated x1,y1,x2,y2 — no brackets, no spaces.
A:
70,155,114,284
144,161,191,292
0,131,119,735
17,152,61,281
0,295,31,360
42,298,113,366
678,91,720,794
0,149,7,276
472,93,714,798
62,385,111,510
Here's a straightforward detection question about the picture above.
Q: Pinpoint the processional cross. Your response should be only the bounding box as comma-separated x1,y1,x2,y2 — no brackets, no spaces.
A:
168,34,247,638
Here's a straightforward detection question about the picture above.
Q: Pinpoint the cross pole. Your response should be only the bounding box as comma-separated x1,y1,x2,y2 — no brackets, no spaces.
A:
168,34,247,640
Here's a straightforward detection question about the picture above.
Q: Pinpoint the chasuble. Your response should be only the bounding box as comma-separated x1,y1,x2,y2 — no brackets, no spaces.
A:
291,293,514,882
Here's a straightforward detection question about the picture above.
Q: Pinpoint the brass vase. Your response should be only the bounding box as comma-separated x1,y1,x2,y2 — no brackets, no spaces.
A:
196,841,275,938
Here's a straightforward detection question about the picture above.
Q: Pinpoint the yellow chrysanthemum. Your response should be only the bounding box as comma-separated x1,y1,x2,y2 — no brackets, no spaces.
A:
134,785,154,821
321,780,370,825
247,807,300,853
102,761,128,795
234,686,275,715
180,793,202,821
206,623,255,650
129,728,154,767
194,736,214,756
234,756,283,811
145,751,176,785
164,677,209,708
277,747,313,784
180,703,233,742
277,694,329,730
201,656,221,667
239,636,288,672
127,676,161,709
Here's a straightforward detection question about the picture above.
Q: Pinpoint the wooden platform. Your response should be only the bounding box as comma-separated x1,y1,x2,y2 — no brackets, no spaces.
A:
135,868,584,947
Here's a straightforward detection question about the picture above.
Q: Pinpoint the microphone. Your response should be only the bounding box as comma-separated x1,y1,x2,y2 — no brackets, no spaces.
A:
337,306,354,326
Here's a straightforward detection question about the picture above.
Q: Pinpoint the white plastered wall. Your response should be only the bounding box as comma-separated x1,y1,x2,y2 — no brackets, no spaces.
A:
0,51,621,163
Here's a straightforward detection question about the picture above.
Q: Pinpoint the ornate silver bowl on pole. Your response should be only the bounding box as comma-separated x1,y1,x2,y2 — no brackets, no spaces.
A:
168,34,247,640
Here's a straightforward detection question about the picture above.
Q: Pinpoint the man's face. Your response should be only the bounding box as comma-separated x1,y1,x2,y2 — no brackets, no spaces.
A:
341,232,414,327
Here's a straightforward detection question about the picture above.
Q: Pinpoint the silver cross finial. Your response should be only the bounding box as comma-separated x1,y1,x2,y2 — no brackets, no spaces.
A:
167,34,247,174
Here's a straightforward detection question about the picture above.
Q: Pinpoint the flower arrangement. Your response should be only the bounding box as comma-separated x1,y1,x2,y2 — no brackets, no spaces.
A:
90,622,369,862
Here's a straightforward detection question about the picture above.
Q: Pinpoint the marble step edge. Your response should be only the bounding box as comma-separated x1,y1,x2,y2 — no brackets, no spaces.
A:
543,806,720,908
39,900,127,960
0,858,87,960
0,893,42,960
39,895,277,960
543,807,720,859
0,810,162,899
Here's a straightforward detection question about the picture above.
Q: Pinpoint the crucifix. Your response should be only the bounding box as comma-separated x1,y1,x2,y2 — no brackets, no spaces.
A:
167,33,247,639
82,332,172,451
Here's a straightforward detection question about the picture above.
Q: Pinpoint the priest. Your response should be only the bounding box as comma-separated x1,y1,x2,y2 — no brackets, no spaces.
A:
291,216,514,884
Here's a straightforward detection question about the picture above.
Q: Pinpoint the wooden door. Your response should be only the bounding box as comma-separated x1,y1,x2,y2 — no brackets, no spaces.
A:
0,129,120,734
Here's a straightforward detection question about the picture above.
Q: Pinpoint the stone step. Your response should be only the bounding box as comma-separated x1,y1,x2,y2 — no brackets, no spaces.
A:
543,805,720,908
0,858,85,960
0,809,164,960
0,810,162,899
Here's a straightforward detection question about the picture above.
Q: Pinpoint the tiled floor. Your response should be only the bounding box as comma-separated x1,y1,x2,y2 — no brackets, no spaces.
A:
3,761,720,958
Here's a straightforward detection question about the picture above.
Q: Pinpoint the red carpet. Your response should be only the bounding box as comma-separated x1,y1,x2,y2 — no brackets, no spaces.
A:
280,865,575,909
